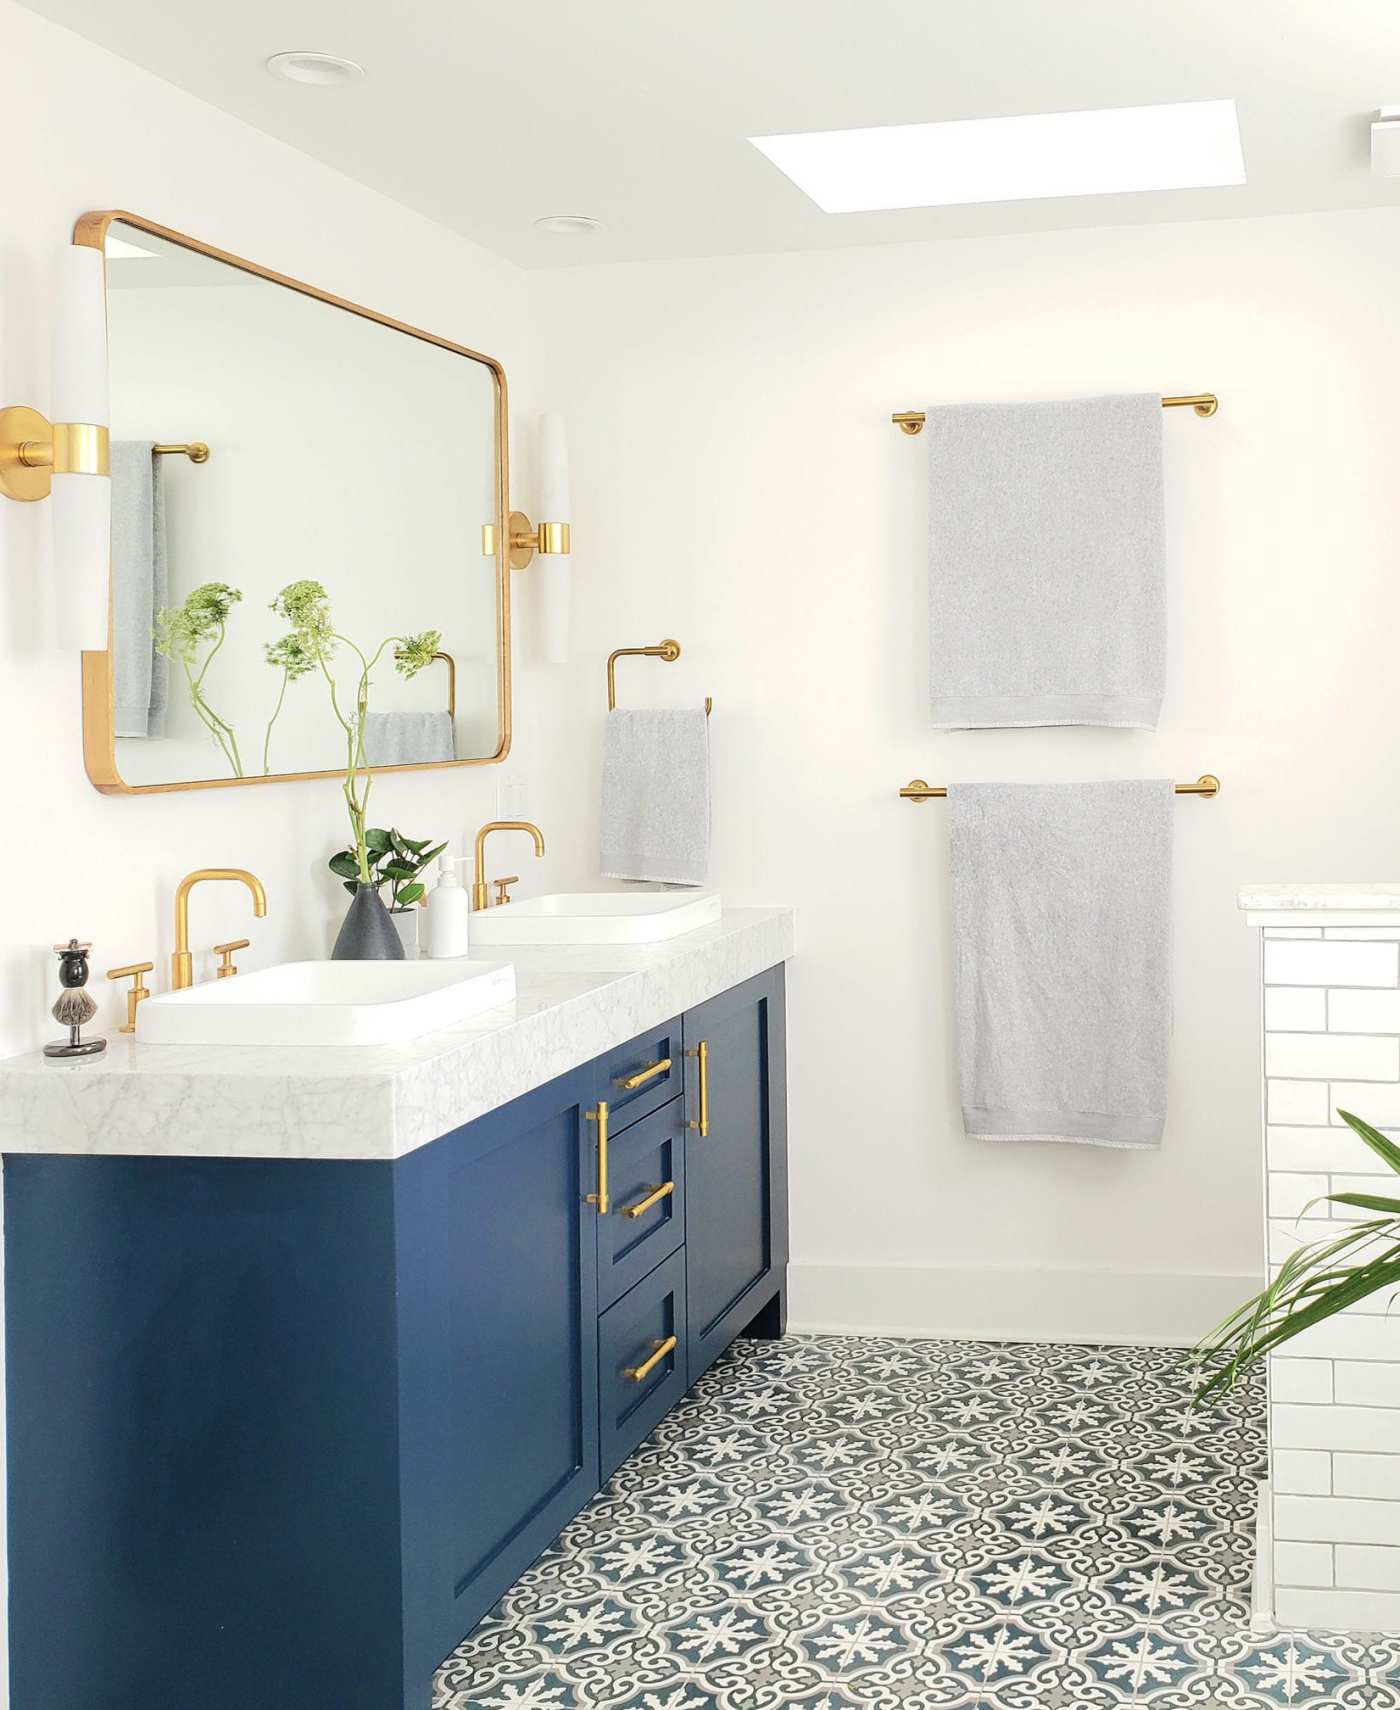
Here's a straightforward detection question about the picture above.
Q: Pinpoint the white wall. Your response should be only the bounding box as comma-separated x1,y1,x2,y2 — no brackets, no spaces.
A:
538,205,1400,1344
0,0,578,1062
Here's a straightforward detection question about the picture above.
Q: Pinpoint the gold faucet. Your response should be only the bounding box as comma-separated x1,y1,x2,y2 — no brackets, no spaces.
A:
472,822,545,911
172,869,268,990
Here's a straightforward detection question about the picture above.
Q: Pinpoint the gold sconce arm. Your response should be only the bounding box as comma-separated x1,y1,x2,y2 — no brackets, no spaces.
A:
0,405,109,502
481,511,572,570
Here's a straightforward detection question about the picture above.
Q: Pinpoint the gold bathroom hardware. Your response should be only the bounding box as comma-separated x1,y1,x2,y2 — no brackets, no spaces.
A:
618,1057,672,1091
0,407,108,502
620,1181,675,1220
471,820,545,911
105,961,153,1033
891,394,1219,434
493,876,519,906
481,512,570,570
625,1335,678,1383
607,641,713,717
585,1101,610,1215
171,869,268,990
686,1040,710,1137
396,648,456,718
152,442,210,463
214,939,250,979
899,774,1222,801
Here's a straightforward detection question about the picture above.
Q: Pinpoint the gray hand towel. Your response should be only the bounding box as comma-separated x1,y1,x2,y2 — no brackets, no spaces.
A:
111,441,169,739
601,708,710,886
949,780,1173,1148
928,394,1165,729
361,710,455,766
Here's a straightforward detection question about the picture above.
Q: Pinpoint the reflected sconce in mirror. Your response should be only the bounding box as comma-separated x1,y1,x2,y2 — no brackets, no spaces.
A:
0,247,111,650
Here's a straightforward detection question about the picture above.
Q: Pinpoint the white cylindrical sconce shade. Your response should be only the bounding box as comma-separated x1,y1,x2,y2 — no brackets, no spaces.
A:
52,244,111,651
537,412,571,665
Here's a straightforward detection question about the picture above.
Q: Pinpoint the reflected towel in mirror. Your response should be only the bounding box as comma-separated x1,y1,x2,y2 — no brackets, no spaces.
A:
361,710,455,766
111,441,169,738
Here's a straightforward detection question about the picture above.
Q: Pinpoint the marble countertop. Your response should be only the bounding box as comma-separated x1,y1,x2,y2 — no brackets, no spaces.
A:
1239,884,1400,913
0,907,794,1162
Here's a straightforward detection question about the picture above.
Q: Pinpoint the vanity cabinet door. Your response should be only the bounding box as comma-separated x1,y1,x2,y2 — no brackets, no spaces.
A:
682,965,789,1386
396,1066,601,1684
596,1095,687,1310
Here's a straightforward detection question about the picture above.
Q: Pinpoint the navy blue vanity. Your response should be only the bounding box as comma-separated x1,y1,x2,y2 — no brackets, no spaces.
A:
4,964,787,1709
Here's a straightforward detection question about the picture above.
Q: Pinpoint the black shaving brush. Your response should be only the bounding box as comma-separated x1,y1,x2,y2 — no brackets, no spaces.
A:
44,939,107,1060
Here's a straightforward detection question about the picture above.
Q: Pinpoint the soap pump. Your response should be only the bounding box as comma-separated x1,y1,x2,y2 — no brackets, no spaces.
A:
424,855,472,959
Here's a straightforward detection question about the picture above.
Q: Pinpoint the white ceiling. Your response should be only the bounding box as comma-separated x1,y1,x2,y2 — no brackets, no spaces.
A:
20,0,1400,267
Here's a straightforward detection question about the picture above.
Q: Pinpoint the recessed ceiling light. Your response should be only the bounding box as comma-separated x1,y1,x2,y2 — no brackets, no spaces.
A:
533,214,603,236
750,99,1246,214
266,51,365,87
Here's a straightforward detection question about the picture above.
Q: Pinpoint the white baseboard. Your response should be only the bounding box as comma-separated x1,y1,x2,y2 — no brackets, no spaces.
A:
787,1261,1260,1348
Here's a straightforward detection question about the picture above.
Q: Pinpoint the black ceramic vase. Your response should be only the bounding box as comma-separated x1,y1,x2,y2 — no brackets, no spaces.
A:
331,886,405,961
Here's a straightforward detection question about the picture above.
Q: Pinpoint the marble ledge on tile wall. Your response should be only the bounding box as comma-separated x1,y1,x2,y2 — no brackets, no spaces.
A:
0,907,795,1165
1241,884,1400,930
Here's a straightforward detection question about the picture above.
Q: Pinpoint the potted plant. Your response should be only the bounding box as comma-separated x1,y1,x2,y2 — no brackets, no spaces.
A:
269,579,441,959
1194,1108,1400,1396
328,828,447,960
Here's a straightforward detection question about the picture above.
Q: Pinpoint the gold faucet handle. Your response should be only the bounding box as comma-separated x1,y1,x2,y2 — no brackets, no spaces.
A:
493,876,520,906
106,961,154,1034
214,939,250,979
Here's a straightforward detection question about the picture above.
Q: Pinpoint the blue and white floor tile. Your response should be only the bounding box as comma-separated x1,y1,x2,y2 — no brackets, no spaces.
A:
434,1336,1400,1708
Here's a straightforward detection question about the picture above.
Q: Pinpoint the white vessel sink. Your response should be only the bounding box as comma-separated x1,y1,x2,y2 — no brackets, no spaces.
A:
470,891,721,946
139,959,516,1048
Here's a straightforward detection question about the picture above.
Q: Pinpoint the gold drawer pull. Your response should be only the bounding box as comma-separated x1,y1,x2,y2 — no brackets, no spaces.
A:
585,1101,609,1215
620,1181,675,1219
625,1334,678,1383
617,1056,672,1091
686,1039,709,1137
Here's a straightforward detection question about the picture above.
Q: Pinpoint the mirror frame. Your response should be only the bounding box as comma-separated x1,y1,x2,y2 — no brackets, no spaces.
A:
75,209,512,795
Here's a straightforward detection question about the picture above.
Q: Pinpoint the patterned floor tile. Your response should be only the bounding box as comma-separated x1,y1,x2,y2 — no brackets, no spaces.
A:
436,1335,1400,1710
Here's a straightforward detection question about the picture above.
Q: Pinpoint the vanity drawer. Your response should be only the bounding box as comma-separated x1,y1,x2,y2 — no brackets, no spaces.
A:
596,1095,686,1310
598,1247,688,1481
596,1017,684,1132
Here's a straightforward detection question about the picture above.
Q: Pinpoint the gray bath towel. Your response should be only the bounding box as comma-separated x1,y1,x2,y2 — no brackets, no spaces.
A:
361,710,455,766
949,780,1173,1148
601,709,710,885
928,394,1165,729
111,441,168,738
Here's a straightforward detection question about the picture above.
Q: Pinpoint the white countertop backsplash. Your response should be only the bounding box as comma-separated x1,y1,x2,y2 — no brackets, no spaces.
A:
0,908,794,1162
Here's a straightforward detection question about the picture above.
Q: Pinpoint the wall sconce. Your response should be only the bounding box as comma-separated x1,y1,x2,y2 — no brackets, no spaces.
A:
481,409,572,650
0,247,111,650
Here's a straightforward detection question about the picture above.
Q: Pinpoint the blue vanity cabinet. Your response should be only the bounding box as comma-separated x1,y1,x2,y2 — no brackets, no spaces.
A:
682,965,789,1385
397,1066,601,1687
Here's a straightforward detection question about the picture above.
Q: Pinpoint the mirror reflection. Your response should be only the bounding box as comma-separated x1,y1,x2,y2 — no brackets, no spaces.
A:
101,219,503,788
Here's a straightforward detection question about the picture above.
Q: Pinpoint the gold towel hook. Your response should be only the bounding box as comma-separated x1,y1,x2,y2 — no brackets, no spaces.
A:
607,641,712,717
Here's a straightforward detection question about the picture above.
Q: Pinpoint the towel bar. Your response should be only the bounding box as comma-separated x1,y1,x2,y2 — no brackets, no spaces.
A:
607,640,712,717
900,774,1221,801
892,394,1218,435
152,442,210,462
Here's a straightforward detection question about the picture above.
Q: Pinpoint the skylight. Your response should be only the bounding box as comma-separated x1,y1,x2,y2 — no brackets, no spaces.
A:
749,99,1246,214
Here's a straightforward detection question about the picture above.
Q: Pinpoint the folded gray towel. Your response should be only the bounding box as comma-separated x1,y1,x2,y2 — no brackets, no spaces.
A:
949,780,1173,1148
111,441,169,739
601,708,710,886
928,394,1165,729
361,710,455,766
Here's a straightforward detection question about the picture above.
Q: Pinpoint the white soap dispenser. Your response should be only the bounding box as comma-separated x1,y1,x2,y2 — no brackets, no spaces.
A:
424,855,472,959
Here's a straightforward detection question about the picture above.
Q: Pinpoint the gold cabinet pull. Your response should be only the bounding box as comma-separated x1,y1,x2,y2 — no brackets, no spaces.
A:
213,938,250,979
620,1181,675,1220
625,1334,678,1383
105,961,154,1034
617,1056,671,1091
686,1039,710,1137
585,1101,609,1215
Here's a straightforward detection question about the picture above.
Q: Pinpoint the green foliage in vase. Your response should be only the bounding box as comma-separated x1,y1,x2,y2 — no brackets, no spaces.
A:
327,828,448,911
269,579,442,886
153,582,246,776
1193,1108,1400,1401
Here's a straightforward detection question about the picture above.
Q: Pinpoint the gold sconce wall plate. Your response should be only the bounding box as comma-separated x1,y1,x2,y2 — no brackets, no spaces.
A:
0,405,110,501
482,511,572,570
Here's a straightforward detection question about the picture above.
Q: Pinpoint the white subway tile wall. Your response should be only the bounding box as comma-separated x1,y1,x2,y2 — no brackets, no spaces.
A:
1259,917,1400,1628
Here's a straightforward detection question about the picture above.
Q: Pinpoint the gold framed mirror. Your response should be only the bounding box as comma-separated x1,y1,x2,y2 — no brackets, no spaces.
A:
76,210,511,794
